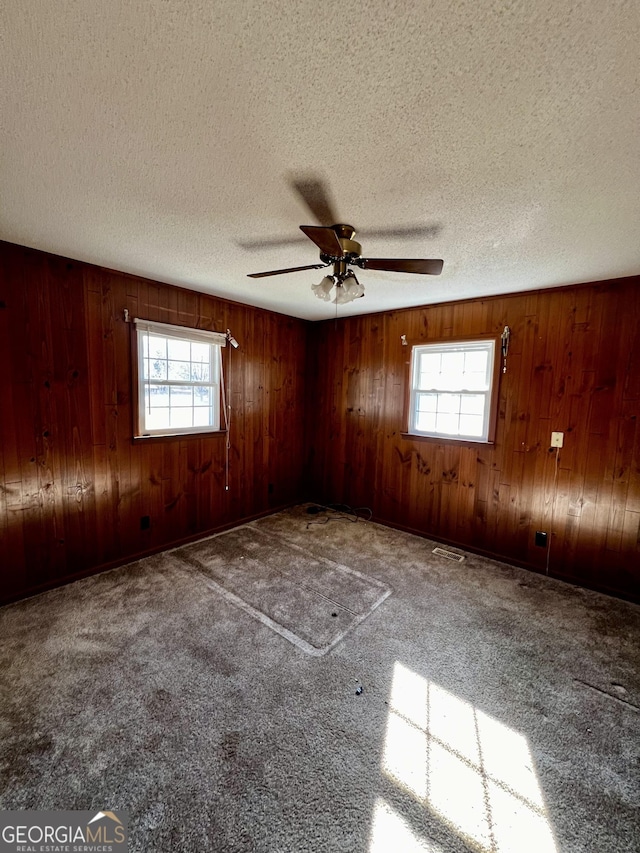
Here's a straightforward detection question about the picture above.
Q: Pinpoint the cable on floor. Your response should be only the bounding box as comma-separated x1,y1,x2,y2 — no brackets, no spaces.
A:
305,503,372,528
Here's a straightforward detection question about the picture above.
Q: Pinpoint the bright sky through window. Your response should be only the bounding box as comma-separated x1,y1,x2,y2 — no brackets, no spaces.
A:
409,341,496,442
134,319,225,437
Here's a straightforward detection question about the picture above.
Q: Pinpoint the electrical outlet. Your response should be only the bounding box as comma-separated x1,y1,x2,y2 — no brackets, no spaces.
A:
550,431,564,448
535,531,548,548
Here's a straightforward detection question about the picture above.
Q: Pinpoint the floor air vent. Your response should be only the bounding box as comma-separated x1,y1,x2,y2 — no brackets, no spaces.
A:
432,547,465,562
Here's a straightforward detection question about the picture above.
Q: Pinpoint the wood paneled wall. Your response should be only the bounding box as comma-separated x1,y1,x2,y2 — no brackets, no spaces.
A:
306,278,640,600
1,239,638,603
0,242,308,603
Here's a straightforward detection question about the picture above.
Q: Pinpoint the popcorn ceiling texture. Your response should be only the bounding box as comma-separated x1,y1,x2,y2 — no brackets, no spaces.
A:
1,0,639,319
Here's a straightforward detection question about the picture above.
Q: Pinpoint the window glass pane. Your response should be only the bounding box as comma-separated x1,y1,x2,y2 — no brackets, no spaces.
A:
170,386,193,407
437,393,461,414
430,355,465,390
168,360,191,381
191,342,210,363
168,339,191,361
149,386,169,408
191,361,210,382
462,371,489,391
462,349,490,390
148,335,167,359
460,394,486,415
459,414,484,437
416,411,436,432
149,359,167,381
170,408,193,428
441,351,465,381
143,336,149,358
418,353,441,387
436,412,460,434
417,393,437,412
145,408,170,430
464,349,488,374
194,386,212,406
193,407,213,427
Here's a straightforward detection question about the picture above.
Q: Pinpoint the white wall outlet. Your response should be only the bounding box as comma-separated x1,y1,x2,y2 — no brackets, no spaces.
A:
551,431,564,448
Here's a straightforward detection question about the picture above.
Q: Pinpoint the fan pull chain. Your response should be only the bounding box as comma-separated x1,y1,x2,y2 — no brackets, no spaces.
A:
220,347,231,491
220,330,239,491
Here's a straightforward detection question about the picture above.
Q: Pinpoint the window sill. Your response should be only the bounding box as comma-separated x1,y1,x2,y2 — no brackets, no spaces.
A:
400,432,494,447
133,430,227,443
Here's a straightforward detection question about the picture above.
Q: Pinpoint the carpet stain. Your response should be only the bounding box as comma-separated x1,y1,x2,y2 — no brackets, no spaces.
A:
186,643,238,676
219,731,241,760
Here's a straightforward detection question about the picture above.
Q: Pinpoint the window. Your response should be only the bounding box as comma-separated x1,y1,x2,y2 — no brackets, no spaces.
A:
133,319,226,437
408,339,498,442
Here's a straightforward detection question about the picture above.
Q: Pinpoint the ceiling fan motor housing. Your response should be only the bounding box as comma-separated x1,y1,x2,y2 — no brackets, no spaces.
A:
338,236,362,257
334,224,361,259
318,224,362,270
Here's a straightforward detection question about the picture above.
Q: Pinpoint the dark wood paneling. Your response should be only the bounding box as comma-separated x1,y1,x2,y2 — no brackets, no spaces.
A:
2,238,638,603
306,278,640,600
0,241,307,603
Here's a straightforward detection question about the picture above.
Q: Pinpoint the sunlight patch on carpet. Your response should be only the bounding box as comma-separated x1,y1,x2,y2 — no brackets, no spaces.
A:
172,525,391,656
379,662,558,853
370,798,445,852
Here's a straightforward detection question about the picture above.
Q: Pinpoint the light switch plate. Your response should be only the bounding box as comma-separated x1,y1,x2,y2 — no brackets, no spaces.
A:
551,431,564,448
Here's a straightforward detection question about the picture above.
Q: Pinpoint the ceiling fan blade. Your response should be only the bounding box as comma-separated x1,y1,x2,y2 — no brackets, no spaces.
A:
300,225,345,257
247,263,329,279
290,177,339,225
358,258,444,275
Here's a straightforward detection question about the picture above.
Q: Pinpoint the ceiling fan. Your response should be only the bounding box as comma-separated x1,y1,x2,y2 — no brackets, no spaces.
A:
247,178,444,304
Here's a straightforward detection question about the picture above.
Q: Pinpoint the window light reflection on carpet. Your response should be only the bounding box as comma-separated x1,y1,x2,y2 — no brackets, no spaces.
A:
375,662,558,853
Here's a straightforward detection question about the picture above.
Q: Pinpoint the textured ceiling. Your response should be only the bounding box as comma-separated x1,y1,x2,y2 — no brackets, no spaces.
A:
1,1,639,320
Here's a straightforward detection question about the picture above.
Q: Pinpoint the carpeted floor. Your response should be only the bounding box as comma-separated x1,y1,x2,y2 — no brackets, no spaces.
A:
1,505,639,852
172,524,391,656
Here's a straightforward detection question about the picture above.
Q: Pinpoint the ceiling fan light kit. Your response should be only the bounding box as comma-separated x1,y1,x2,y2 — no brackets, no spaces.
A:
247,178,444,305
311,275,335,302
310,269,365,304
332,271,364,304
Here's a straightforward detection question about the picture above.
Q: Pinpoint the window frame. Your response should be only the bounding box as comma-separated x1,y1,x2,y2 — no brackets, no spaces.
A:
131,319,227,440
403,336,501,445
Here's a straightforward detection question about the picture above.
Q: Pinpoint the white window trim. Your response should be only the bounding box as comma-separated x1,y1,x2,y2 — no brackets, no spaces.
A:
133,318,226,438
408,339,497,443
